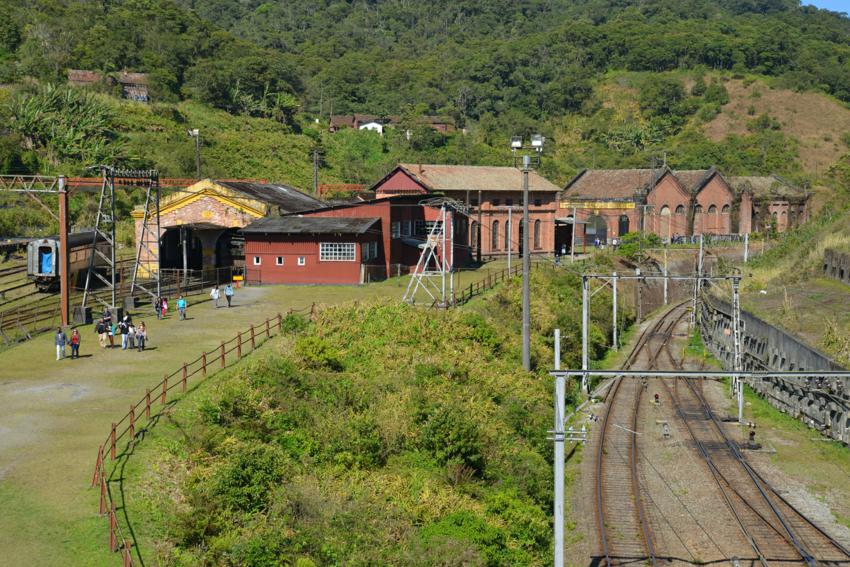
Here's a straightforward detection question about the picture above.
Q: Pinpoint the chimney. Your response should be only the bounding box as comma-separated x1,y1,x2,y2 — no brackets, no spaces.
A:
418,163,424,174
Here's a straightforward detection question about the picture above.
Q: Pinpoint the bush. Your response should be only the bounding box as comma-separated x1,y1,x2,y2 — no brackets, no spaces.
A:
419,511,507,566
294,335,343,370
421,405,485,476
211,443,288,512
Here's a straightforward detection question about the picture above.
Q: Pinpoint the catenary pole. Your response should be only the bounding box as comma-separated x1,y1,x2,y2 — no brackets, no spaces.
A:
553,329,565,567
581,274,589,392
507,207,512,271
612,272,618,351
58,176,69,327
522,155,531,371
570,206,577,263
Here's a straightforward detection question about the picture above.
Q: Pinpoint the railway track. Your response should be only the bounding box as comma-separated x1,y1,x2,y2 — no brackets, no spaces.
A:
642,305,850,566
595,302,691,566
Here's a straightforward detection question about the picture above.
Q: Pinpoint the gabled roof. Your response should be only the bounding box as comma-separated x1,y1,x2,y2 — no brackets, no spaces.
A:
386,164,560,193
242,216,380,235
215,181,326,214
67,69,101,84
673,168,717,192
727,175,808,200
117,71,148,85
562,168,662,200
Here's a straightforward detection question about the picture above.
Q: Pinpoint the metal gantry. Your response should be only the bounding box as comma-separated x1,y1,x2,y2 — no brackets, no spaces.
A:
129,170,161,302
403,197,468,307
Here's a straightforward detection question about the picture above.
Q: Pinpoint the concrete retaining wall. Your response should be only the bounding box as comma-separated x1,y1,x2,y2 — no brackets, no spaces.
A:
699,293,850,443
824,248,850,285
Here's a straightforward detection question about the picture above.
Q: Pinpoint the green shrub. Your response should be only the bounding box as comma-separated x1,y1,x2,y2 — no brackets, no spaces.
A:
421,405,485,476
461,312,502,354
211,443,288,512
419,511,507,567
280,312,309,333
294,335,342,371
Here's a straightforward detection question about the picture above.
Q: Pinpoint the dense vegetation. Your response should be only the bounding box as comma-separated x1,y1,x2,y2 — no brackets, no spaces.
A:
123,268,623,565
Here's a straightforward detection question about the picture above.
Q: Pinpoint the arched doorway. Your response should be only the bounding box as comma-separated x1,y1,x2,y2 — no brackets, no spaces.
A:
160,227,203,270
586,214,607,244
618,215,630,236
214,228,245,269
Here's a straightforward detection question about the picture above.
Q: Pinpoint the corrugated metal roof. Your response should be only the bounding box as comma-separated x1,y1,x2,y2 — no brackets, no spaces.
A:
242,216,380,235
397,163,560,193
215,181,326,213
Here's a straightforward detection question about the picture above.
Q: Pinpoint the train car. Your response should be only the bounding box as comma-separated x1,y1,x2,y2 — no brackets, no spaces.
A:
26,231,109,292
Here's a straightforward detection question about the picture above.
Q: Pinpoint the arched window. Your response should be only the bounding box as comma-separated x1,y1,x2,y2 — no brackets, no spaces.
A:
675,205,685,215
694,205,703,214
660,205,671,216
471,221,479,247
534,219,541,249
491,221,499,250
708,204,717,214
504,220,511,250
721,204,730,214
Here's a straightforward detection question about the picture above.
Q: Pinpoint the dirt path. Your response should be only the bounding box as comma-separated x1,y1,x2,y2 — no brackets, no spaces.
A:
0,282,401,566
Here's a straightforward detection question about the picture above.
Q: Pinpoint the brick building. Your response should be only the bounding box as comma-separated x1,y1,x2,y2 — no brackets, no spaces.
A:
371,163,563,258
559,167,807,244
242,195,470,285
132,179,325,277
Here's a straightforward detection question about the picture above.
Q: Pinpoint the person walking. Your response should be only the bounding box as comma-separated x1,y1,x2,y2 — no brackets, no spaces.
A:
137,322,147,351
55,328,67,361
119,317,129,350
154,297,162,320
70,328,81,359
109,321,116,348
210,285,220,308
95,319,106,348
224,283,234,308
177,295,187,320
161,297,168,319
127,323,136,350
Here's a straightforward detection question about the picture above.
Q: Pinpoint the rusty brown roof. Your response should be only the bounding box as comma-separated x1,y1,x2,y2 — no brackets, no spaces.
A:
728,176,807,200
397,164,560,193
117,71,148,85
243,216,380,235
562,169,662,200
673,169,714,191
67,69,101,84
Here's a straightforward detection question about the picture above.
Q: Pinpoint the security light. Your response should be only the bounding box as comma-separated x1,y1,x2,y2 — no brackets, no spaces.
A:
187,128,199,137
510,136,523,149
531,134,545,149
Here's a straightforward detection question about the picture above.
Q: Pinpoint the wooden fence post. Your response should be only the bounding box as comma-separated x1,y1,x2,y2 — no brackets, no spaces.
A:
237,333,242,358
181,363,187,392
202,352,207,377
109,503,117,552
145,389,151,419
250,324,255,349
123,542,133,567
99,473,106,515
310,302,316,320
220,342,225,368
91,445,103,487
161,375,167,404
277,312,282,330
129,405,135,439
265,319,270,338
110,422,116,460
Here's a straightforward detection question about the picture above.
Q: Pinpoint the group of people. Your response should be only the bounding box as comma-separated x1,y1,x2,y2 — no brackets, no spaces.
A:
209,284,235,309
593,236,620,250
93,311,148,352
54,282,237,362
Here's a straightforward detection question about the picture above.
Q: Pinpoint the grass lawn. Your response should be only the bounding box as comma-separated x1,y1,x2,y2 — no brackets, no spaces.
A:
0,261,516,566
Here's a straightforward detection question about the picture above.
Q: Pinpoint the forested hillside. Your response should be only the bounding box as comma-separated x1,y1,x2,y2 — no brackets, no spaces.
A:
2,0,850,233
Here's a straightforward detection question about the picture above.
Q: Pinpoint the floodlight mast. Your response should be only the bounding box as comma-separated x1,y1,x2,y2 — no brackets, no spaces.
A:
509,135,545,372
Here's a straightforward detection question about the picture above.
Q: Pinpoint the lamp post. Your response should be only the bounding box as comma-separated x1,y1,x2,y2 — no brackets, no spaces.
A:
187,128,201,179
511,134,545,372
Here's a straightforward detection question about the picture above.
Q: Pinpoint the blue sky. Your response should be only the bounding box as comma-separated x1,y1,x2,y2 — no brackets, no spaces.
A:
804,0,850,13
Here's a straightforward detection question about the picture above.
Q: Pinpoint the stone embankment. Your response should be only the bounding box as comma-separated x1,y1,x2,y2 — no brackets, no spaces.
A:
824,248,850,285
699,292,850,442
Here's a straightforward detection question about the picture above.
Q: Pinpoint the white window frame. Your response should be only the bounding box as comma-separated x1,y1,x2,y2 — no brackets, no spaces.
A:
370,241,378,260
391,221,401,239
276,256,284,266
297,256,306,266
402,220,413,236
319,242,356,262
253,256,261,266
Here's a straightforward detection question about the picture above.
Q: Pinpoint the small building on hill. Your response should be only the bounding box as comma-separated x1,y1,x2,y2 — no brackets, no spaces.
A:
328,115,455,135
559,167,806,245
371,163,562,258
132,179,325,277
66,69,150,101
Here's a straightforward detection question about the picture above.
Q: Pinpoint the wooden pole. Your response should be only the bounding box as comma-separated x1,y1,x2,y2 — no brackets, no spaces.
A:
99,473,106,515
129,405,135,439
250,324,255,349
237,333,242,358
145,389,151,418
219,341,225,368
110,423,116,460
265,319,270,338
161,375,167,404
91,445,103,487
201,352,207,376
109,503,117,552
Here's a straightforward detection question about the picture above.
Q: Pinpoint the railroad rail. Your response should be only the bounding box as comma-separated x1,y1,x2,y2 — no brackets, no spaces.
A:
642,304,850,565
594,304,692,565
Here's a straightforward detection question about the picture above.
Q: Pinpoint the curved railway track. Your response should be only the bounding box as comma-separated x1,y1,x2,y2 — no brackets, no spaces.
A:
595,302,690,566
639,305,850,566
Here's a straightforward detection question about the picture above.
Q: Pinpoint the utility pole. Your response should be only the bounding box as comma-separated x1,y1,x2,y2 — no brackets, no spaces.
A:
58,176,69,327
522,155,531,372
581,274,589,393
743,232,749,263
732,276,744,422
182,226,189,287
612,272,618,351
553,328,565,567
312,148,319,195
663,248,668,305
571,206,577,263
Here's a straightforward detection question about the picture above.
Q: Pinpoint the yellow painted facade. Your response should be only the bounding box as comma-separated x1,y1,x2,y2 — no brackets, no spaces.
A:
560,201,636,210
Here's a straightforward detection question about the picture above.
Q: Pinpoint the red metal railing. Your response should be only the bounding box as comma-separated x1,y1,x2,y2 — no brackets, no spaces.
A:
91,303,318,565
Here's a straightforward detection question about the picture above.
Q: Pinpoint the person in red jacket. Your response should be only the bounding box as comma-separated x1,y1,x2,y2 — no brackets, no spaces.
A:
70,328,81,359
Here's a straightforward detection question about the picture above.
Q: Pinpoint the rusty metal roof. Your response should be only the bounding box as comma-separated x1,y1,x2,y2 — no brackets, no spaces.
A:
728,176,808,200
242,216,380,235
396,163,560,193
215,181,326,213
